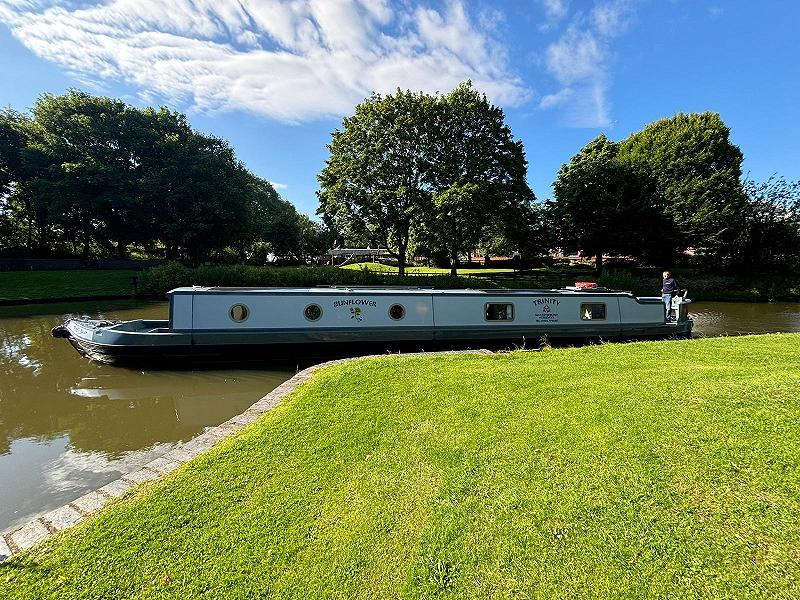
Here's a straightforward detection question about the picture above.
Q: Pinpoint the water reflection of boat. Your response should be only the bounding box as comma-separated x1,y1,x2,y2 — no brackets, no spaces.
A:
69,372,287,427
52,285,694,367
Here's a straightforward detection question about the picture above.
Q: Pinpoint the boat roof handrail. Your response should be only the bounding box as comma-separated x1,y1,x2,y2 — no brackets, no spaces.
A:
314,285,435,290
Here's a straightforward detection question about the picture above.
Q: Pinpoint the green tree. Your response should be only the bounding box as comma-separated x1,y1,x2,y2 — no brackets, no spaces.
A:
318,83,536,275
0,109,26,196
736,176,800,273
0,110,31,251
153,129,252,263
619,112,746,265
318,89,436,276
479,200,548,265
426,83,534,275
2,90,286,262
550,135,672,271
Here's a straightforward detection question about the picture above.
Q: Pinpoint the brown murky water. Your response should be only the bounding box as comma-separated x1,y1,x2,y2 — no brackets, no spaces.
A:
689,301,800,338
0,301,292,532
1,299,798,532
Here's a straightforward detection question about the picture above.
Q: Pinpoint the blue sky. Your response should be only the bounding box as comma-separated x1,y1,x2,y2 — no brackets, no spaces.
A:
1,0,798,218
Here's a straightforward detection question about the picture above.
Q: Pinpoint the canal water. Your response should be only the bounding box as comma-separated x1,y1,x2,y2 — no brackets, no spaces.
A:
0,301,293,532
1,300,799,532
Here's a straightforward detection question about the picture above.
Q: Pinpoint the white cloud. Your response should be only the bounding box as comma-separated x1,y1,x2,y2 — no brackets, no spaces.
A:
268,181,288,190
0,0,529,123
546,28,605,84
538,87,573,109
591,0,635,37
538,0,638,128
538,0,569,22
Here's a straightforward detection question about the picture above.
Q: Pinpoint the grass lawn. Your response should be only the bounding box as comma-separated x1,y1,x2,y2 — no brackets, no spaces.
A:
341,261,515,275
3,335,800,598
0,270,138,301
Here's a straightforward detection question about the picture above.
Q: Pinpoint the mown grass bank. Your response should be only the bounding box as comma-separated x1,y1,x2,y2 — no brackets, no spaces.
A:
340,262,516,275
138,262,468,297
3,335,800,599
0,270,138,302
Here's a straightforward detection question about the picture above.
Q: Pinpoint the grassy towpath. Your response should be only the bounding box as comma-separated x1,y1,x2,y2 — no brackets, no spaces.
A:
0,270,138,302
340,261,516,275
2,335,800,598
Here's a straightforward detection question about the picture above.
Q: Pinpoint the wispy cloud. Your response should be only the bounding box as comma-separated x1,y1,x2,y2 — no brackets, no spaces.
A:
268,181,288,190
591,0,636,37
537,0,570,30
0,0,529,123
539,0,638,128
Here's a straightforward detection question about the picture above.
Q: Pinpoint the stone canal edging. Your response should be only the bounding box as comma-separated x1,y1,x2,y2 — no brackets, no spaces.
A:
0,350,492,562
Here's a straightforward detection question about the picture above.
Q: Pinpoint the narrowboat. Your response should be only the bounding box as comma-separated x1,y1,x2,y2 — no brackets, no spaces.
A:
52,285,692,367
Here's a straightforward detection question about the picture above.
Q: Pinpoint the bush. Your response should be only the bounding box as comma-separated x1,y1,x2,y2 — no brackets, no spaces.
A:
597,270,649,295
138,262,470,298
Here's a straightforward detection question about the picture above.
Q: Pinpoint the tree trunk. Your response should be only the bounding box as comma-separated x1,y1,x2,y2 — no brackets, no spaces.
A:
450,248,458,277
397,242,407,277
595,253,603,273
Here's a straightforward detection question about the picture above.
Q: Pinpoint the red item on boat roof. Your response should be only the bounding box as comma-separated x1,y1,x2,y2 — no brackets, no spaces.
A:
574,281,598,289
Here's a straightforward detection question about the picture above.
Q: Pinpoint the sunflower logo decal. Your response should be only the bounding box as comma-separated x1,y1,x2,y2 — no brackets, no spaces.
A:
350,307,363,321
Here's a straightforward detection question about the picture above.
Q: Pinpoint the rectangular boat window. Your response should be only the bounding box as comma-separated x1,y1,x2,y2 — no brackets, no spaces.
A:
581,303,606,320
485,303,514,321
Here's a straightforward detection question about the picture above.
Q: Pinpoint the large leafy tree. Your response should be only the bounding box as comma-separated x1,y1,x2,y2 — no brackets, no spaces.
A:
550,135,673,271
24,92,154,256
318,89,436,276
0,110,32,251
318,83,536,275
736,176,800,274
426,83,535,275
619,112,746,265
0,90,293,262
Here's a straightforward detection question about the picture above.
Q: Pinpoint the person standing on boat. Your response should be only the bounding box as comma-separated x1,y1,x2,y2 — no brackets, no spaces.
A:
662,270,680,321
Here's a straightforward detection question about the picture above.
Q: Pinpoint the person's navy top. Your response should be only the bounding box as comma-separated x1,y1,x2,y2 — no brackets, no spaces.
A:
662,276,680,295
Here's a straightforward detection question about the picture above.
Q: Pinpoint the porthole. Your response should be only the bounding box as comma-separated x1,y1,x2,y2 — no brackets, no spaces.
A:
229,303,249,322
304,304,323,322
389,304,405,321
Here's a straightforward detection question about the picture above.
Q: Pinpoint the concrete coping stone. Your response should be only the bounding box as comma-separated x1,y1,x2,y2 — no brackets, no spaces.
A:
163,446,198,463
0,349,491,562
144,457,183,475
70,491,111,515
8,519,50,552
98,478,134,499
41,505,84,532
123,468,161,485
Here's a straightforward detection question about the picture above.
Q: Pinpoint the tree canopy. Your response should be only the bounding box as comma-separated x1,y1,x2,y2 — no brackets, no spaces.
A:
317,82,537,275
550,135,673,271
619,112,747,265
0,90,324,263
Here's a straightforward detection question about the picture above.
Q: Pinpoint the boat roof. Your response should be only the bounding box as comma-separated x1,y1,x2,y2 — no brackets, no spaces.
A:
168,286,640,297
